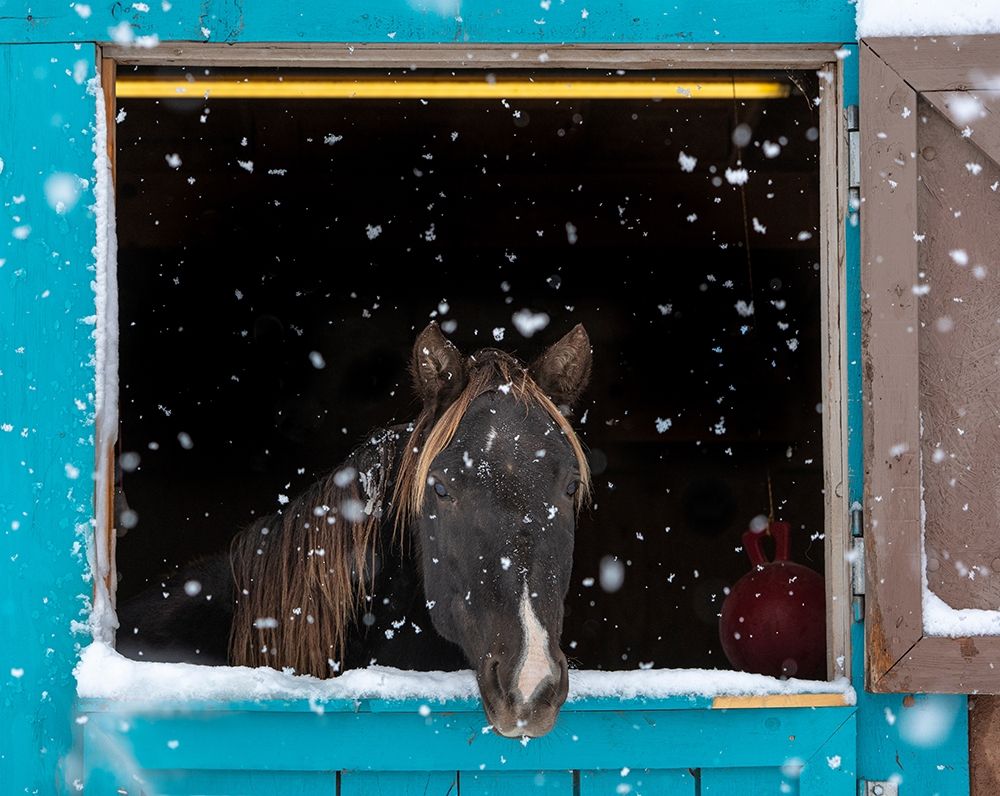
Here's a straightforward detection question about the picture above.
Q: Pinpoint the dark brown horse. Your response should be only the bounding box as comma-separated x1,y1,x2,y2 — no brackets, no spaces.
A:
117,322,592,737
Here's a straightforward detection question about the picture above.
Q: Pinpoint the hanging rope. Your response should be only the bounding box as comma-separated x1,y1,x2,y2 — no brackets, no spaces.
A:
731,75,776,528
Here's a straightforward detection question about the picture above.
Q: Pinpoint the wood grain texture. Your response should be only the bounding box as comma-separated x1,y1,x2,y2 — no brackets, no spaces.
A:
818,55,852,681
970,696,1000,795
877,636,1000,693
863,37,1000,92
860,39,923,689
918,96,1000,611
97,49,117,607
923,91,1000,169
863,36,1000,693
103,42,844,69
711,693,851,709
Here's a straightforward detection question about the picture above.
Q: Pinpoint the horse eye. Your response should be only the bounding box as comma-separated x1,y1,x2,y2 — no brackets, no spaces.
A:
433,481,449,498
566,481,579,497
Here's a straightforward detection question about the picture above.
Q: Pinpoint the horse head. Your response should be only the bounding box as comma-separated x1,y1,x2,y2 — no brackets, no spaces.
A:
398,322,591,738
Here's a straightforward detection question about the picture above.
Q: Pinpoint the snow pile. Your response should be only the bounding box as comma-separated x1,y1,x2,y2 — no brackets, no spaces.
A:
857,0,1000,37
76,643,854,704
923,589,1000,637
919,450,1000,636
75,643,479,702
85,73,120,646
570,668,854,702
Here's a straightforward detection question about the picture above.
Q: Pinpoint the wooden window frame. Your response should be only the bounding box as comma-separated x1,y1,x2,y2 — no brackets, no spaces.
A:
96,42,851,692
861,35,1000,693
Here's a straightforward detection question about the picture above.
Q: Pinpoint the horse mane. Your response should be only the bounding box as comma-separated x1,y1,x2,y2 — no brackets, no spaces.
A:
228,349,590,678
393,349,592,524
228,427,400,677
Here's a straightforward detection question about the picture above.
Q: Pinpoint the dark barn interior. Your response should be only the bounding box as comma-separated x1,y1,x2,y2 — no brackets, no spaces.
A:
115,68,825,673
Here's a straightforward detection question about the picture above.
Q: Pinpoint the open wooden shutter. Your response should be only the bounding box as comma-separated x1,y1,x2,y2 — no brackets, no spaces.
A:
862,36,1000,693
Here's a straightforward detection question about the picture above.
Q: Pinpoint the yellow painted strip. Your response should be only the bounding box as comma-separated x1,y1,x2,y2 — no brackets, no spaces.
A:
115,78,790,101
711,693,851,710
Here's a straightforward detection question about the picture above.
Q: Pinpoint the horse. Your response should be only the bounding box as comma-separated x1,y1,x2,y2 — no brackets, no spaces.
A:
117,321,592,737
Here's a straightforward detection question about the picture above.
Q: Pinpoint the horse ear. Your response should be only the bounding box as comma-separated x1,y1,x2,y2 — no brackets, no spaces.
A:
411,322,467,412
530,324,592,411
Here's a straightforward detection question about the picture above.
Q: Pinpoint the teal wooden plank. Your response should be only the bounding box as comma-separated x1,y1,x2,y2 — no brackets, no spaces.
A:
341,771,457,796
800,712,856,795
701,766,798,795
851,637,970,796
580,767,695,795
0,0,856,46
145,769,336,795
77,694,712,715
0,41,99,794
81,706,855,777
460,770,572,794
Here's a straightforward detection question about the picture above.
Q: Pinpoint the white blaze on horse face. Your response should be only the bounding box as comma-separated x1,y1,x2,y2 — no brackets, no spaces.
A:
484,426,498,453
514,581,554,702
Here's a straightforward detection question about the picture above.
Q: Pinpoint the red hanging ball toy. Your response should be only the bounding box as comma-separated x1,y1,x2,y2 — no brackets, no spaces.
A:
719,520,826,680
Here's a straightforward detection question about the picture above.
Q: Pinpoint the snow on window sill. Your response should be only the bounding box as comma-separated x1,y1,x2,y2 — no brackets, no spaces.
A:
75,642,855,710
919,451,1000,638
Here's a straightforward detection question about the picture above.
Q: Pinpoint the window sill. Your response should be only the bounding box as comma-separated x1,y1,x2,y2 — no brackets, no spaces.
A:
75,642,855,713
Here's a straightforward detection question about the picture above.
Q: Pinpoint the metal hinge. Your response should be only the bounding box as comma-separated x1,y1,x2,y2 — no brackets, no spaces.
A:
847,104,861,212
860,780,898,796
850,503,865,621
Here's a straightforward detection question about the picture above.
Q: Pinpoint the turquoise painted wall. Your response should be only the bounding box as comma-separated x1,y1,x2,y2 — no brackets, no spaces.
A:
0,1,973,793
0,0,855,45
0,43,99,791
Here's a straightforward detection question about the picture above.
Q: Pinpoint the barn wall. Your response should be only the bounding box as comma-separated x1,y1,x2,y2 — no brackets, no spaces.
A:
1,0,855,45
0,2,977,794
0,43,100,792
970,696,1000,793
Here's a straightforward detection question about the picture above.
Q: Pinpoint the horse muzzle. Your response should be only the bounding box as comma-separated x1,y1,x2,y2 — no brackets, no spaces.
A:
477,650,569,738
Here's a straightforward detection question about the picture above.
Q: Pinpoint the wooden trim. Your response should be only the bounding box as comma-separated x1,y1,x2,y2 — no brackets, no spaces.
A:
879,636,1000,694
96,47,118,608
861,38,923,690
861,36,1000,92
819,57,851,681
862,35,1000,693
711,693,851,709
101,53,116,185
103,42,843,70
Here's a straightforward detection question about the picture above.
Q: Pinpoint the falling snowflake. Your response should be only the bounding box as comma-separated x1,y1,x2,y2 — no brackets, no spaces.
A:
725,167,749,185
511,309,550,338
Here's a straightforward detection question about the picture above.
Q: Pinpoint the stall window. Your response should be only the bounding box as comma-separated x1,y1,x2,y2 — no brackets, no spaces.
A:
97,51,849,689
